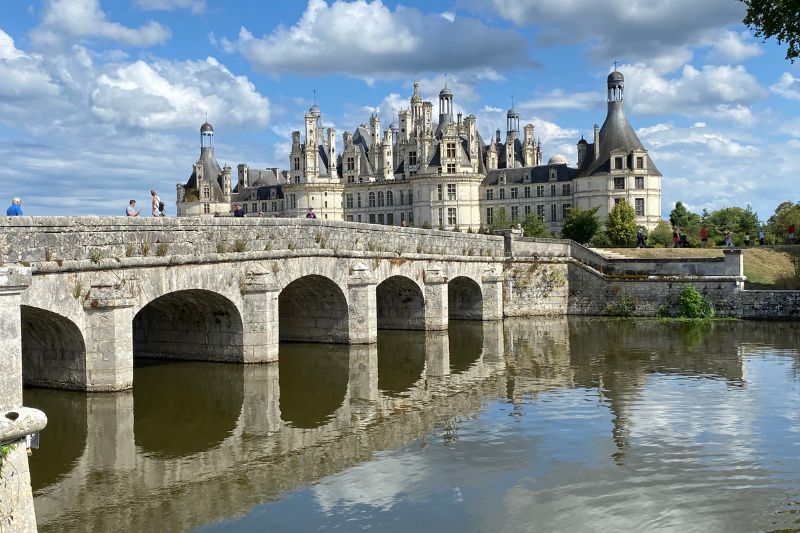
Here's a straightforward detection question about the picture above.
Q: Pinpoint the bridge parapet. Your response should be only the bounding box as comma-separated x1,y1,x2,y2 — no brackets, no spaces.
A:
0,217,506,268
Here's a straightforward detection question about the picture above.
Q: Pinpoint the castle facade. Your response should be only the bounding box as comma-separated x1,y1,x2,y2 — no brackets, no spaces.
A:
176,70,661,232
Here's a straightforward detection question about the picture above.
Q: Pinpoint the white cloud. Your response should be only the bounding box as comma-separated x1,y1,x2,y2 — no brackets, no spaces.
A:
91,57,270,129
770,73,800,101
235,0,534,78
620,63,763,121
693,121,707,128
440,11,455,22
488,0,745,73
0,33,271,215
134,0,206,14
32,0,171,49
705,31,763,62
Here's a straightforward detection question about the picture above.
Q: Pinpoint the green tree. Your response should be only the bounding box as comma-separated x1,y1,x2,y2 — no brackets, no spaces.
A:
521,213,549,238
766,201,800,242
605,199,638,246
489,207,512,231
669,201,701,228
649,220,674,247
740,0,800,62
707,205,760,245
561,206,601,244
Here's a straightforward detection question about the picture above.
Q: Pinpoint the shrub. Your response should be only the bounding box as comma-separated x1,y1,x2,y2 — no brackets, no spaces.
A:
678,284,715,319
606,293,636,317
521,213,548,238
649,220,673,247
561,206,601,244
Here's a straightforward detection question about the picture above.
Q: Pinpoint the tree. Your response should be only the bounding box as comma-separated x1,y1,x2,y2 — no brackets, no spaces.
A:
741,0,800,62
489,207,512,231
606,199,638,246
669,201,701,228
707,205,760,244
561,206,601,244
766,201,800,242
649,220,674,247
521,213,548,238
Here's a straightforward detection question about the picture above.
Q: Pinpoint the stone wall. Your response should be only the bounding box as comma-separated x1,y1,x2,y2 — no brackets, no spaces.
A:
0,217,505,266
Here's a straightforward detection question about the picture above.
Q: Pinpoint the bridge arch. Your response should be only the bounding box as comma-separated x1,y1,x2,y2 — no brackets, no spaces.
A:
376,275,425,330
279,275,349,343
21,305,88,390
133,289,244,362
448,276,483,320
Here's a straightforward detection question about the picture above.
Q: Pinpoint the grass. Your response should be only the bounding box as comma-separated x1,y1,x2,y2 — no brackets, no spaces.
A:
598,246,797,287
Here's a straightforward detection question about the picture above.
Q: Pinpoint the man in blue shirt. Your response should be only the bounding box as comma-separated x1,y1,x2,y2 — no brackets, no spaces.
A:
6,197,22,216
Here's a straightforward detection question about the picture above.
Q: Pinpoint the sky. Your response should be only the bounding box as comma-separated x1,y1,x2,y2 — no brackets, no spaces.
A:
1,0,799,219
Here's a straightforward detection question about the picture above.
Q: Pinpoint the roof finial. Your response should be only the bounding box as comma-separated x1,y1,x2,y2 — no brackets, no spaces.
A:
313,89,316,105
613,59,618,70
511,94,514,108
205,111,208,123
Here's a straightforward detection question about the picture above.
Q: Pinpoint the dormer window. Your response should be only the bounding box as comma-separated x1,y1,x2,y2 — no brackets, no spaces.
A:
614,156,624,170
446,143,456,158
499,174,506,185
636,156,644,169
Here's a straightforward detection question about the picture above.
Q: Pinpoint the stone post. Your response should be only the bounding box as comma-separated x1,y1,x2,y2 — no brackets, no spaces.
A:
425,330,450,379
347,263,377,344
241,363,281,437
723,249,745,288
481,267,504,321
83,282,135,391
423,265,448,330
241,272,280,363
0,266,46,533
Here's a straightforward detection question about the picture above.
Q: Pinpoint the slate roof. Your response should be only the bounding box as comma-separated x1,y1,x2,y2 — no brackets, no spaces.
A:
577,101,661,177
483,163,580,186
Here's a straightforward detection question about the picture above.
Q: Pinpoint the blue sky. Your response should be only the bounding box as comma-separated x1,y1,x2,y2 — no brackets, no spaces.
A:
1,0,799,219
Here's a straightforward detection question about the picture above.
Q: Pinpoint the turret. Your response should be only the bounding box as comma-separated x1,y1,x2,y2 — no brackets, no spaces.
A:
222,164,232,200
326,128,336,177
370,114,381,147
486,141,498,171
577,137,587,166
523,124,536,167
438,86,453,128
506,107,520,141
464,114,478,172
381,130,393,180
237,163,249,189
410,81,423,122
304,108,319,180
593,123,600,159
200,121,214,155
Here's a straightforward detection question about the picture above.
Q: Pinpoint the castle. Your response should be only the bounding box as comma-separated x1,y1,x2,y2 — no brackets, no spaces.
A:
176,70,661,232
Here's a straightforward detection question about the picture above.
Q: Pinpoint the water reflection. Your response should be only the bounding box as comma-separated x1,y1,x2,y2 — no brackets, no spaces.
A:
377,330,426,397
133,359,244,458
278,343,349,429
24,389,87,492
25,319,800,533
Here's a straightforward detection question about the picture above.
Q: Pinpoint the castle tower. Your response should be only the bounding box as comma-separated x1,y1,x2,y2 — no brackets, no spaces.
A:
304,106,319,180
200,121,214,152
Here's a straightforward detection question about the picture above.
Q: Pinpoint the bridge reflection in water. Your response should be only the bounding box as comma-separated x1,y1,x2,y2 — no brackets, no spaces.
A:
24,319,800,532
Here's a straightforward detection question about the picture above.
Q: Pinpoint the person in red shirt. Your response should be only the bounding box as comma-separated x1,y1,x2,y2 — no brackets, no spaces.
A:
700,224,708,247
789,224,796,244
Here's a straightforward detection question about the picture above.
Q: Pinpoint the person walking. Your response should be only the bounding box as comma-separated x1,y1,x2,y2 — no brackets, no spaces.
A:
758,228,766,245
724,229,733,247
672,227,680,248
306,207,317,219
150,190,164,217
6,197,23,216
789,223,796,244
699,224,708,248
126,200,140,217
636,229,645,248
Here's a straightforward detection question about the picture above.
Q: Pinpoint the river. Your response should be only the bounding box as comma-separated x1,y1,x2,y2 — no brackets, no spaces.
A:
25,318,800,532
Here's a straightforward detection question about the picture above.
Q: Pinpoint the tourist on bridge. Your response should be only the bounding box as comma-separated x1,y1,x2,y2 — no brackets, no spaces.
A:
233,203,244,217
151,190,165,217
6,196,22,216
700,224,708,247
126,200,140,217
306,207,317,219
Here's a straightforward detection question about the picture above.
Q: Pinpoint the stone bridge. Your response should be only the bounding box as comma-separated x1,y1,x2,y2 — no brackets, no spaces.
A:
1,217,507,392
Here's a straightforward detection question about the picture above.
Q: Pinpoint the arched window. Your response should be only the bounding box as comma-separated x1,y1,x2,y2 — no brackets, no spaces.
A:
378,191,385,207
386,191,394,206
369,192,376,207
